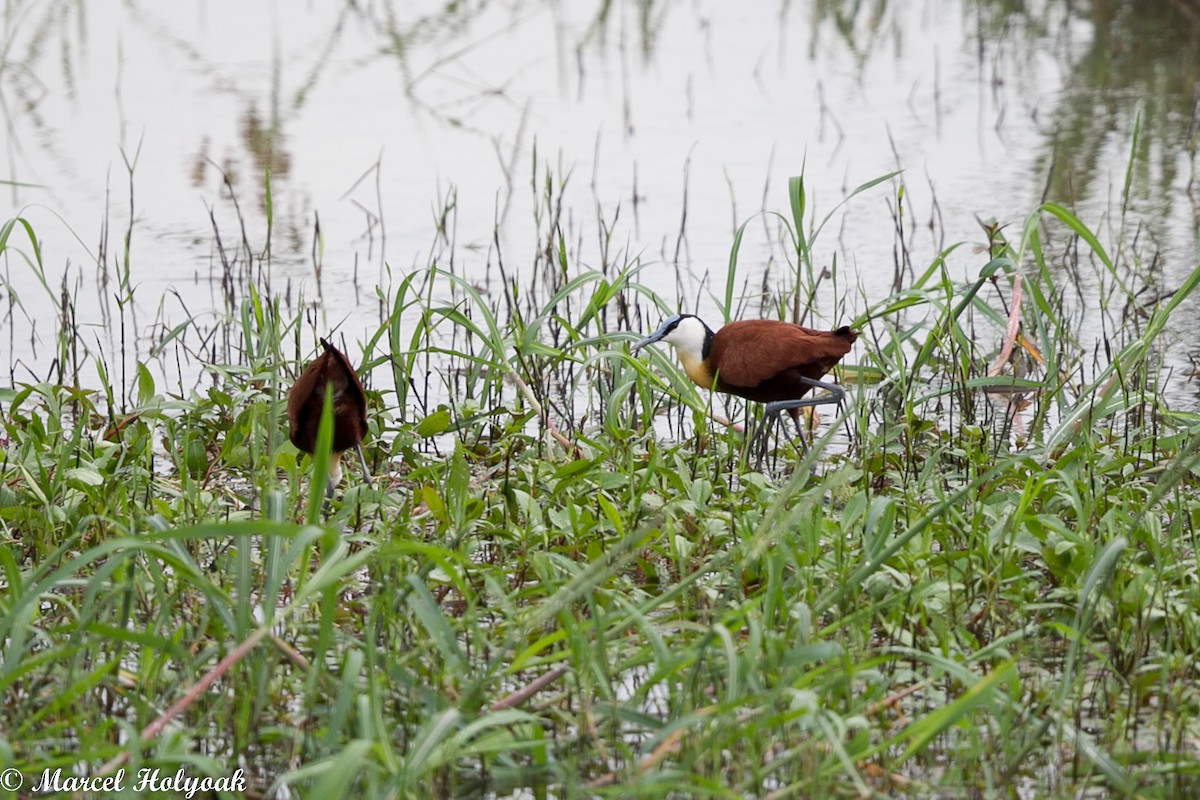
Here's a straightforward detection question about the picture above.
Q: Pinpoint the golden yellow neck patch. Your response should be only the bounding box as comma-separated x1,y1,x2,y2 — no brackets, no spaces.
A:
678,351,714,390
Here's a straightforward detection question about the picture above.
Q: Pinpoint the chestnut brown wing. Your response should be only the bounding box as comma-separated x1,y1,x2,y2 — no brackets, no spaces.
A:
710,320,856,399
319,339,369,452
287,339,368,454
288,353,328,453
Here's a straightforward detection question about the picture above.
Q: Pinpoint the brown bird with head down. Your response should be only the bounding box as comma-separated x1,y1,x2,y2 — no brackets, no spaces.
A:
633,314,857,449
287,337,372,495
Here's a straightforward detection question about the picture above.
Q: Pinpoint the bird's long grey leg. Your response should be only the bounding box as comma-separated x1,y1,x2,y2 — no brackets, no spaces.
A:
746,405,803,470
746,411,772,470
776,410,808,452
763,378,845,417
318,453,343,512
762,378,846,448
355,443,373,488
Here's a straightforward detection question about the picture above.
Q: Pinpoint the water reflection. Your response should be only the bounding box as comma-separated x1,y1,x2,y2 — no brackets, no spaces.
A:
1,0,1197,387
1037,0,1200,214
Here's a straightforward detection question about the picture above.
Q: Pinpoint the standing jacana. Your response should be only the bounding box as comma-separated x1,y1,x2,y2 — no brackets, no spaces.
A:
287,337,372,496
633,314,857,453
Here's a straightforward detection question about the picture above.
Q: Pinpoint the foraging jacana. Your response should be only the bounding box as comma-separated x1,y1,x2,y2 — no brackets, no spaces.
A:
287,337,371,496
633,314,857,453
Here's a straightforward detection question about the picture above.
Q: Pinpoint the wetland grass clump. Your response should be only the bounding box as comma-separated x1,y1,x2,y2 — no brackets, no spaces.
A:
3,165,1200,799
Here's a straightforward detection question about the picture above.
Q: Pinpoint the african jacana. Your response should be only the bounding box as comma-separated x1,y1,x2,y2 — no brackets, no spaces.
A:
633,314,857,453
287,337,371,496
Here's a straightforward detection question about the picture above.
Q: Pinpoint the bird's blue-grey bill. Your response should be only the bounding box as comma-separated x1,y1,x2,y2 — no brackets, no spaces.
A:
632,333,661,351
632,320,673,351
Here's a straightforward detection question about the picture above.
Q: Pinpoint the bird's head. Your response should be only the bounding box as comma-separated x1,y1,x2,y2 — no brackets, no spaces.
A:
632,314,713,361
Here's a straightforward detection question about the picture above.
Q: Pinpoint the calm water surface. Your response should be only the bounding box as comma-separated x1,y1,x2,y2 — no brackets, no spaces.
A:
3,0,1198,402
